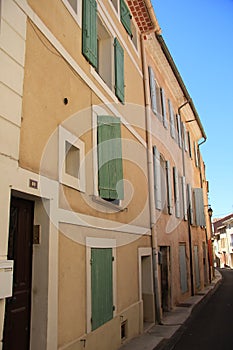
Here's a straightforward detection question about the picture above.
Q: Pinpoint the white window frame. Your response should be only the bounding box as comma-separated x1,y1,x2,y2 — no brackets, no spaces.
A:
62,0,82,27
86,237,117,333
58,125,85,192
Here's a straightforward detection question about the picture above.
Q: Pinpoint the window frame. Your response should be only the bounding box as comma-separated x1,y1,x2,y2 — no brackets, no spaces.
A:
62,0,82,27
58,125,85,192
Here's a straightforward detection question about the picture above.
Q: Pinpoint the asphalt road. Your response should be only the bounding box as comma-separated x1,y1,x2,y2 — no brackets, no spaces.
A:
161,269,233,350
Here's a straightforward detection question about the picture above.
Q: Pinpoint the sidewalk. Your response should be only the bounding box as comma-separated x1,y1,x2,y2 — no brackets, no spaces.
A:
119,270,222,350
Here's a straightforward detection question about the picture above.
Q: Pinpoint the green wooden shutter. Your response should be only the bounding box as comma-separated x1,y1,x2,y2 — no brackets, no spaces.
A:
97,116,124,200
161,88,168,129
91,248,113,330
114,38,124,103
82,0,97,68
120,0,132,36
153,146,162,210
166,160,173,215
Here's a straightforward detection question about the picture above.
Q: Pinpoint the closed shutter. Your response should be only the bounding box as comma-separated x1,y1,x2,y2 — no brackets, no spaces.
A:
194,188,205,226
153,146,162,210
148,66,157,114
181,176,187,220
173,167,180,218
97,116,124,199
168,99,175,139
166,160,173,215
114,38,124,103
82,0,97,68
176,114,182,148
161,88,168,129
194,246,200,289
179,244,188,293
120,0,132,36
187,184,194,225
91,248,113,330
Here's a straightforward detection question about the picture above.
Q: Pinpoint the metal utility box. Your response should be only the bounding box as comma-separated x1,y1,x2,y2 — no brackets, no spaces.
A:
0,260,14,299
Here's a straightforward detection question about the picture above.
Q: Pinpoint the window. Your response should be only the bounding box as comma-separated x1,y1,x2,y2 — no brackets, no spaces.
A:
120,0,132,36
153,146,162,210
160,88,168,129
179,244,188,293
176,114,182,148
173,167,180,218
82,0,125,102
63,0,81,25
97,115,124,201
194,142,199,167
166,160,173,215
131,20,138,50
181,176,188,221
148,67,162,118
59,126,85,192
168,99,176,139
194,188,205,226
91,248,113,330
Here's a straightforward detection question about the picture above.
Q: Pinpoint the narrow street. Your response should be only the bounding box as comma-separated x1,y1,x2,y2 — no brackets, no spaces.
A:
162,269,233,350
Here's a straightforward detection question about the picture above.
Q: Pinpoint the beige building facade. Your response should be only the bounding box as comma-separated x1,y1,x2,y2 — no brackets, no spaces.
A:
0,1,211,349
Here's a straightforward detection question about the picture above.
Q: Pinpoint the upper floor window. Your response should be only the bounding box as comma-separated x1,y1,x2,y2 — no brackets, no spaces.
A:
62,0,81,25
82,0,125,102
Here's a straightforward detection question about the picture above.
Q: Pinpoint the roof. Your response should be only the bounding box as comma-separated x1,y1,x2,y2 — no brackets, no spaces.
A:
213,213,233,233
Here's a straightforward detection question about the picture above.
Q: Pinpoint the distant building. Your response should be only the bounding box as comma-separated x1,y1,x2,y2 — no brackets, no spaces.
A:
213,213,233,268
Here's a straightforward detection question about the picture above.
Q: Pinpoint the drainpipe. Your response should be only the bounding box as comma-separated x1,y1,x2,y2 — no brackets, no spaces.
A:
178,101,194,296
141,33,162,324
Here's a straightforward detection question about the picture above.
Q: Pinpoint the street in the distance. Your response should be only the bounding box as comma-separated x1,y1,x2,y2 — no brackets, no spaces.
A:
162,269,233,350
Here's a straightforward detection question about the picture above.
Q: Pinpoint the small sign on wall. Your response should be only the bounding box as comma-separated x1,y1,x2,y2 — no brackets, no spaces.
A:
29,179,38,189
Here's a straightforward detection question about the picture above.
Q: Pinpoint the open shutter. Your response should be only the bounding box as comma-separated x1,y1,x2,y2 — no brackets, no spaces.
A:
173,167,180,218
91,248,113,330
187,131,192,158
148,66,157,114
194,188,205,226
194,142,199,167
82,0,97,68
166,160,173,215
153,146,162,210
182,176,188,221
120,0,132,35
97,116,124,200
114,38,124,103
161,88,168,128
182,122,188,152
176,114,182,148
187,184,194,225
168,99,175,139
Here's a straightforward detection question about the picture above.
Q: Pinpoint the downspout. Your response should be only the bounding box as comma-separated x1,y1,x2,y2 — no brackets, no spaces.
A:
178,101,194,296
141,33,162,324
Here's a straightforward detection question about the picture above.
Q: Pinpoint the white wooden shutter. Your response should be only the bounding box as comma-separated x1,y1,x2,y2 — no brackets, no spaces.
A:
182,122,188,152
166,160,173,215
176,114,182,148
153,146,162,210
194,188,205,226
173,166,180,218
168,99,175,139
194,142,199,167
160,88,168,129
182,176,187,221
148,67,157,114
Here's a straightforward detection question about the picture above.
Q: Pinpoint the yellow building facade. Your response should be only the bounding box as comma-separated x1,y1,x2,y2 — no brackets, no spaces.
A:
0,1,211,349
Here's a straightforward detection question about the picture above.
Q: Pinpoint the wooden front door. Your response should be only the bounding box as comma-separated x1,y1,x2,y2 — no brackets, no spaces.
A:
3,197,34,350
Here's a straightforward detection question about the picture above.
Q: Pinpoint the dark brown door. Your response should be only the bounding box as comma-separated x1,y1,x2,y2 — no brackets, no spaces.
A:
3,197,34,350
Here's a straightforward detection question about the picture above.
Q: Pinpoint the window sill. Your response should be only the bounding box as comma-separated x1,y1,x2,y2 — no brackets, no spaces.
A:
92,195,126,212
90,67,118,103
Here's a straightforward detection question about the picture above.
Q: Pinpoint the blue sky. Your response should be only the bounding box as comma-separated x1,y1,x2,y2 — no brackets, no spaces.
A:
152,0,233,218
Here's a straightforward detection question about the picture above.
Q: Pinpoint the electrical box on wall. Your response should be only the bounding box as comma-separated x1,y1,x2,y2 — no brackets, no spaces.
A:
0,260,14,299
